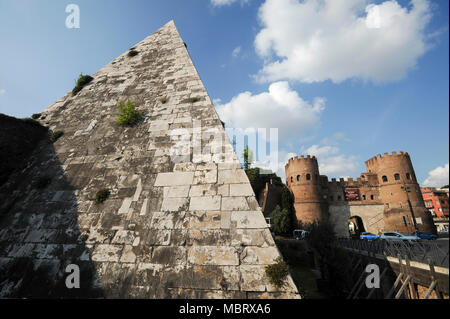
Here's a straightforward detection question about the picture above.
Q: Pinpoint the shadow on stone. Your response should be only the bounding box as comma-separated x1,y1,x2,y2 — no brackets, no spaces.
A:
0,128,103,298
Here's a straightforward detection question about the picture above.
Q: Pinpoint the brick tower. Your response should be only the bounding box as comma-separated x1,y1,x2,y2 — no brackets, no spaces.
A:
285,155,328,225
365,152,435,234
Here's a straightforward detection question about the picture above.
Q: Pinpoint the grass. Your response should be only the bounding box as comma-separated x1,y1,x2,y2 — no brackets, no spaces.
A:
36,176,52,189
49,130,64,143
94,189,110,204
115,100,143,126
265,257,289,289
72,73,93,96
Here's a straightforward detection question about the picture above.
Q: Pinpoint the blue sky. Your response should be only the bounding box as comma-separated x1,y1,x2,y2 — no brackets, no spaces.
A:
0,0,448,186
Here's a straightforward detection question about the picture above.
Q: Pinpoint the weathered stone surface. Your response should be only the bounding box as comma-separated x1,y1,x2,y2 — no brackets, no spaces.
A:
231,211,269,229
154,172,194,186
161,197,189,212
164,185,191,198
92,245,123,262
189,211,222,229
240,246,279,265
222,197,250,211
189,196,221,211
229,183,255,197
218,169,248,184
187,246,239,266
0,21,299,299
231,228,275,247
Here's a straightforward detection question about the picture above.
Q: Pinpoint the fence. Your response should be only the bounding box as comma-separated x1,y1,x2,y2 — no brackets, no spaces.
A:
337,238,449,268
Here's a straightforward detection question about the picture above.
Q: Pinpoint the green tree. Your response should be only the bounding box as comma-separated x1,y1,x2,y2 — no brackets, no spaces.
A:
243,145,253,170
281,187,293,211
270,205,292,235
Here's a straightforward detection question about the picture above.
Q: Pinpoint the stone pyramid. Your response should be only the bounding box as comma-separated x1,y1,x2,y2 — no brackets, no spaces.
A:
0,21,299,298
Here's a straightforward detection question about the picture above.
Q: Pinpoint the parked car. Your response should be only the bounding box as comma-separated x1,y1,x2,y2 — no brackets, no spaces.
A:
360,232,379,240
380,232,419,243
293,229,309,240
411,231,437,240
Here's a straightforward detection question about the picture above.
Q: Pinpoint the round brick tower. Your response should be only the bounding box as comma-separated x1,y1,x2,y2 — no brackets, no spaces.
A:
285,155,328,225
365,152,435,234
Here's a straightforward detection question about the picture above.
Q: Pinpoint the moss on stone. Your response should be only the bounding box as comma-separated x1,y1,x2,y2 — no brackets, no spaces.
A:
94,189,110,204
49,130,64,143
265,257,289,289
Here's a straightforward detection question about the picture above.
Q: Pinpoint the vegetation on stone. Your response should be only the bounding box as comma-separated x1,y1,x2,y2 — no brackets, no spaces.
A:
35,176,52,189
94,189,110,204
31,113,41,119
49,130,64,143
265,257,289,288
72,73,93,96
158,96,168,104
115,100,143,126
128,49,139,57
187,97,200,103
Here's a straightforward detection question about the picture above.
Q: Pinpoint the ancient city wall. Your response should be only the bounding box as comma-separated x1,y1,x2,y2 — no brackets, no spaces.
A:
329,204,385,237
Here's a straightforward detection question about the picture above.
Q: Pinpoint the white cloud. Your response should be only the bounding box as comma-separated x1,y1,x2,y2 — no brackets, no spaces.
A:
211,0,249,7
215,81,325,140
254,0,432,83
304,144,339,158
232,46,242,58
422,163,449,187
320,132,350,145
301,142,359,177
0,89,5,96
248,142,359,183
252,150,296,182
317,154,359,177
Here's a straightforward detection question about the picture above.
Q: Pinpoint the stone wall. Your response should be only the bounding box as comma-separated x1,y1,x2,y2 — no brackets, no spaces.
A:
259,182,283,216
0,21,299,299
329,204,385,237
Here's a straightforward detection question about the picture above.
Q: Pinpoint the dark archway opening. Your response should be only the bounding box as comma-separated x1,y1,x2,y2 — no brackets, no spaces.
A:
348,216,366,239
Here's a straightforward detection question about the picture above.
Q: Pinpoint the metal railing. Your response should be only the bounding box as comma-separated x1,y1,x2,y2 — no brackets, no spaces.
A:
337,238,449,268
